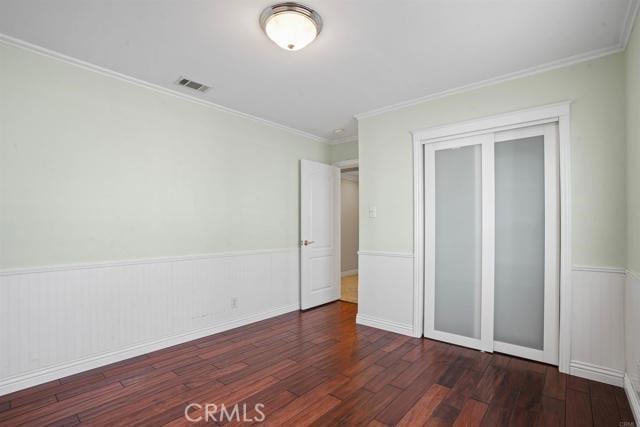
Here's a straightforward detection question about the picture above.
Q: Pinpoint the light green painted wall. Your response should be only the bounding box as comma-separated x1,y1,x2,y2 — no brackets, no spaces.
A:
0,42,330,269
359,53,627,268
330,141,358,163
627,15,640,274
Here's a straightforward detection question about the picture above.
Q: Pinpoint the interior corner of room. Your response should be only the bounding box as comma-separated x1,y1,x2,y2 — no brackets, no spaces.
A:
1,1,640,425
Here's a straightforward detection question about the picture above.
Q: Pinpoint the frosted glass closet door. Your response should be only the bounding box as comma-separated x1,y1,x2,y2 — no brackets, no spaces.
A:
493,124,559,364
434,145,483,339
494,137,545,349
424,134,493,351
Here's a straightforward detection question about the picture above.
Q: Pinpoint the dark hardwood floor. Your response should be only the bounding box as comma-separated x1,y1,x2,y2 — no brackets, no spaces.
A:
0,302,635,426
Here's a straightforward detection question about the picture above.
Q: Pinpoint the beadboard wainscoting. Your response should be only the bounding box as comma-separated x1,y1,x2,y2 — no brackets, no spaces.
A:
570,266,627,386
357,256,631,387
626,270,640,420
0,248,299,395
356,251,415,337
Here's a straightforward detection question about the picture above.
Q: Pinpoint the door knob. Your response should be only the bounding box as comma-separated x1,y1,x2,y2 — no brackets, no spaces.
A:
303,240,315,246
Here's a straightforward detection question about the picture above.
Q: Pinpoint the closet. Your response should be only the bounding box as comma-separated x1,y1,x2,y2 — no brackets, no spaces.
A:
423,123,559,364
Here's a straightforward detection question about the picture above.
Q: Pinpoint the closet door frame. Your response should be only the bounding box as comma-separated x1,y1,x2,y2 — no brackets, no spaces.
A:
411,102,572,373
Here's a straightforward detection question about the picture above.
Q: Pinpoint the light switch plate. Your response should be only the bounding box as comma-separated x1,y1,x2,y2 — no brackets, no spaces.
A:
368,206,377,218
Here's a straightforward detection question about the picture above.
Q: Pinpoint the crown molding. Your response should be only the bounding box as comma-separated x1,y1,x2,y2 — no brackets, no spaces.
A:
354,42,627,121
0,33,330,144
621,0,640,48
356,1,640,122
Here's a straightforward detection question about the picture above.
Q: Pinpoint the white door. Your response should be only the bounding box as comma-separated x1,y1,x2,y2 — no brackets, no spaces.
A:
423,133,495,352
300,159,340,310
424,123,559,365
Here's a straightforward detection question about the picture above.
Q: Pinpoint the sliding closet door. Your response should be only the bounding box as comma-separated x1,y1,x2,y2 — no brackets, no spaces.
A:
423,123,559,364
493,124,559,364
424,134,494,351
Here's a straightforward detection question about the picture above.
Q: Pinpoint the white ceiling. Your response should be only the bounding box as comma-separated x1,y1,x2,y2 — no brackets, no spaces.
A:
0,1,637,142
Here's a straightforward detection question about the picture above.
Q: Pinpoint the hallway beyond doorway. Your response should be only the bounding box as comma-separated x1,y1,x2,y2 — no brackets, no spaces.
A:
341,275,358,304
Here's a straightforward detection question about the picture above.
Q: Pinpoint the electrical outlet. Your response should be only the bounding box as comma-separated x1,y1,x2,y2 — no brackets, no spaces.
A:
231,297,239,309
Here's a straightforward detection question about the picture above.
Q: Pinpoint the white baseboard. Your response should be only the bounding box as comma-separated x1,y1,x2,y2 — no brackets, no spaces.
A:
0,303,298,396
625,374,640,425
569,360,625,387
356,314,414,337
341,269,358,277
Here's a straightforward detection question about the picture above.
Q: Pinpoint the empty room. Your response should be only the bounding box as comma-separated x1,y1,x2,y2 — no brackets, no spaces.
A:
1,1,639,425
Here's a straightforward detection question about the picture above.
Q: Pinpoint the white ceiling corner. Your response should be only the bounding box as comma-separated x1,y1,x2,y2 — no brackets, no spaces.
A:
621,0,640,48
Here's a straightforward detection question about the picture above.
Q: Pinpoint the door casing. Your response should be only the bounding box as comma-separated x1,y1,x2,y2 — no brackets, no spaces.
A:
411,101,572,373
423,124,559,365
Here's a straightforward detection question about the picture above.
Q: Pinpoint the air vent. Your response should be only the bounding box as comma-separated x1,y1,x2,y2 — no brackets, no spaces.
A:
175,76,211,93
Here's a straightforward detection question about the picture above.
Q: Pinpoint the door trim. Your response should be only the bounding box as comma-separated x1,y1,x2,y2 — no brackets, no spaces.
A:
411,101,572,373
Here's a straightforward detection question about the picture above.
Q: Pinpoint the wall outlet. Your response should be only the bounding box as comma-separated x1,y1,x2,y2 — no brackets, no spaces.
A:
231,297,239,309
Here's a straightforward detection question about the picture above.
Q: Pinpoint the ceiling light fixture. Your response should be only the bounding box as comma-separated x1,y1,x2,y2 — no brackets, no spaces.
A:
260,3,322,51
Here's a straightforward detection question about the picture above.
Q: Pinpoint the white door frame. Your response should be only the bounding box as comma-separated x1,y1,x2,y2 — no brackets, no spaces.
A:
411,101,572,373
332,159,359,169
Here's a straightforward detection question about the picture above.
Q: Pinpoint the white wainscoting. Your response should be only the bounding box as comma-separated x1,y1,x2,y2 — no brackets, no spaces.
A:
570,266,626,386
357,256,630,387
0,248,299,395
356,251,415,337
626,270,640,420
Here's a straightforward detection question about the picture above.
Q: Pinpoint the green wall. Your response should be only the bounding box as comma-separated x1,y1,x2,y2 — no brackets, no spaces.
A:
359,53,627,268
0,42,330,269
627,15,640,274
330,141,358,163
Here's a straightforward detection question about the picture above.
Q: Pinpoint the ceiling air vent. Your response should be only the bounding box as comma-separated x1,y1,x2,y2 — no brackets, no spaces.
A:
175,76,211,93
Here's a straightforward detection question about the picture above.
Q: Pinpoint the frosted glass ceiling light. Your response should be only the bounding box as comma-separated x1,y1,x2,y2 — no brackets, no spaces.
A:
260,3,322,51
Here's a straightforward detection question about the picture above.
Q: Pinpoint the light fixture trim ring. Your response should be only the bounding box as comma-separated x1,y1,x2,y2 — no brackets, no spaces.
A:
259,2,323,36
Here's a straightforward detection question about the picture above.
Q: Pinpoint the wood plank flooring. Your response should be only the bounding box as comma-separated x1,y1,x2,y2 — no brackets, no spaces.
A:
0,302,635,426
340,275,358,303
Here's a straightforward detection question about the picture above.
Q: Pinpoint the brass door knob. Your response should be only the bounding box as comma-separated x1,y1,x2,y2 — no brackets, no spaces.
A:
303,240,315,246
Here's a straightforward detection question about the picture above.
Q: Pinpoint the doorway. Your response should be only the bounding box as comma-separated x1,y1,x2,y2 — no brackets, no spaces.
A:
298,158,359,311
339,162,359,304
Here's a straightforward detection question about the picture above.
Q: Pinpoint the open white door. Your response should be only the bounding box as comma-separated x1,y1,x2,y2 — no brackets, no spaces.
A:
300,159,340,310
